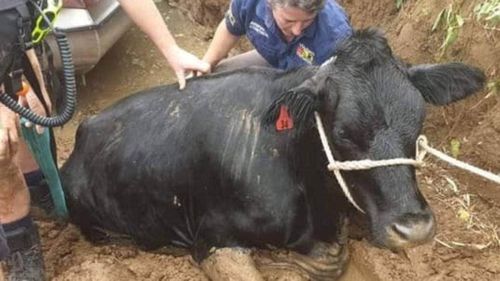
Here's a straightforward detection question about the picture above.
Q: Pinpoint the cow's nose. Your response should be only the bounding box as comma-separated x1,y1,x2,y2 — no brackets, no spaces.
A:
390,213,435,245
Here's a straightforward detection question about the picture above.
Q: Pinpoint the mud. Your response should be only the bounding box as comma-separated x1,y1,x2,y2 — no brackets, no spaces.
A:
13,0,500,280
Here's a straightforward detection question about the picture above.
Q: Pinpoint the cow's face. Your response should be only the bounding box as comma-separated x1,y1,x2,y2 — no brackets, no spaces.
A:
264,29,485,250
324,61,433,250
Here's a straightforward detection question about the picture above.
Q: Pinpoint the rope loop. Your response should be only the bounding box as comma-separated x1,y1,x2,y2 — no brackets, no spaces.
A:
416,135,429,162
327,158,421,171
314,112,500,214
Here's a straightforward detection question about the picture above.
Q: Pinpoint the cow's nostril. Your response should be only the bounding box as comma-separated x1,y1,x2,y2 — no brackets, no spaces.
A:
391,215,435,243
391,223,411,240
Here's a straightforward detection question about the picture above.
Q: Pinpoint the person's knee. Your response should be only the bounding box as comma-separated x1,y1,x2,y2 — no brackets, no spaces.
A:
16,140,39,173
0,129,15,167
0,129,30,220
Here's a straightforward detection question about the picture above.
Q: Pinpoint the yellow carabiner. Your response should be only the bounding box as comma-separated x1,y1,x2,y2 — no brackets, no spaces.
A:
31,0,63,44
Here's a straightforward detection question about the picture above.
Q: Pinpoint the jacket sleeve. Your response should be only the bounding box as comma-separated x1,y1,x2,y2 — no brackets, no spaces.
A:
225,0,247,36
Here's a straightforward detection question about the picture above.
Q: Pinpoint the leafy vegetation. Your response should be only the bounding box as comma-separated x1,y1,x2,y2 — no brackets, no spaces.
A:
450,139,461,158
474,0,500,27
432,4,464,56
395,0,406,10
486,80,500,98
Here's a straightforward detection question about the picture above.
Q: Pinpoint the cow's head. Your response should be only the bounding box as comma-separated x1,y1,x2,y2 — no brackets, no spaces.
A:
263,29,485,250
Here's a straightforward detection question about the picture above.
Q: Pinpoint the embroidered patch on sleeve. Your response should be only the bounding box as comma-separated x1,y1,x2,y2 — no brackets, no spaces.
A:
296,44,315,64
249,21,269,38
226,7,236,26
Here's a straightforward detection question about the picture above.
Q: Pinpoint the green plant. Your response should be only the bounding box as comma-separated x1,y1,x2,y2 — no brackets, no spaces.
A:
486,80,500,97
474,0,500,27
395,0,406,10
450,139,461,158
432,4,464,56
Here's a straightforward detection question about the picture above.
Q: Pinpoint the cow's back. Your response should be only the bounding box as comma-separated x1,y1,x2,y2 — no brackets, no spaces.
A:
61,67,318,248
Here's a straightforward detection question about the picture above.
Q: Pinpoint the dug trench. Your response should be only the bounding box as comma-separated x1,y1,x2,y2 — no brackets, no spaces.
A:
26,0,500,280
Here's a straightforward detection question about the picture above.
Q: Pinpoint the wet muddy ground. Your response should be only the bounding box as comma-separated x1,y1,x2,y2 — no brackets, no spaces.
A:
26,1,500,280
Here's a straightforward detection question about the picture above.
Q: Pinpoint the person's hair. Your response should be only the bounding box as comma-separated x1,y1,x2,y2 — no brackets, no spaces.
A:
267,0,326,14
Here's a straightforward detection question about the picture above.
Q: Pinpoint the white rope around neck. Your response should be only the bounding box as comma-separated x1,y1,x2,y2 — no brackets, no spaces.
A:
314,112,500,214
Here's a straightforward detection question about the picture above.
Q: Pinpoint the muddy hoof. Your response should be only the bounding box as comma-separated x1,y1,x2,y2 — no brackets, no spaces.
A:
201,247,264,281
254,218,349,280
254,241,348,281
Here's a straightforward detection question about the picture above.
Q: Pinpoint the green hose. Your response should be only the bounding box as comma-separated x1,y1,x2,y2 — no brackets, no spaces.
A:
20,118,68,218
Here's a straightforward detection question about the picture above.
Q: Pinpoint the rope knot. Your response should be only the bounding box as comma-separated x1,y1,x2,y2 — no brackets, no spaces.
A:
314,112,500,215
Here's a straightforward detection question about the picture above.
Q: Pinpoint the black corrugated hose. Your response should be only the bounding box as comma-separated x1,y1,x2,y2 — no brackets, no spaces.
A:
0,28,76,127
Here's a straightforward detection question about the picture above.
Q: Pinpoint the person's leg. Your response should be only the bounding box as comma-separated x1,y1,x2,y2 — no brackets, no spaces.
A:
17,141,40,174
0,126,31,224
0,9,47,278
18,141,54,215
0,7,48,215
1,119,45,281
213,50,271,73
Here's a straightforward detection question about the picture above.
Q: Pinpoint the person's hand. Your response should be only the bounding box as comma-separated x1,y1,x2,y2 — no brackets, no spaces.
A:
0,104,19,166
163,45,210,90
194,58,215,77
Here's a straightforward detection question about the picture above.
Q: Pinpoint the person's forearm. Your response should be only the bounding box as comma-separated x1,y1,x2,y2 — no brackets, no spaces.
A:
118,0,210,89
203,20,240,68
118,0,177,55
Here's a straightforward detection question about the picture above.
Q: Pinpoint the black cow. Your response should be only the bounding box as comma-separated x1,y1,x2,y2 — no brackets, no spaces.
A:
61,29,485,280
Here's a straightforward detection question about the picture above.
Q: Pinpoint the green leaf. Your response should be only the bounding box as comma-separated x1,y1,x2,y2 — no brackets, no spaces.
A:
450,139,461,158
396,0,403,9
441,26,458,50
486,9,500,24
474,0,500,26
473,4,482,17
446,5,454,25
456,14,464,27
432,9,445,31
487,80,500,95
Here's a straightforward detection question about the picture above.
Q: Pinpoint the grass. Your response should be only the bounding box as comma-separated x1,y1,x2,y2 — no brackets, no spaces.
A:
427,1,498,57
432,4,464,57
395,0,407,10
474,0,500,28
424,169,500,250
485,80,500,98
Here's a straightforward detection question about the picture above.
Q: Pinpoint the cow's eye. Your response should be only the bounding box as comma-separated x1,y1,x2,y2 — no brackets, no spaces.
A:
334,128,349,140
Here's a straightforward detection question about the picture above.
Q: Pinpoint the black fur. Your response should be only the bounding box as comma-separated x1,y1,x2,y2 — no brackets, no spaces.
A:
61,28,486,264
262,86,320,133
408,63,486,105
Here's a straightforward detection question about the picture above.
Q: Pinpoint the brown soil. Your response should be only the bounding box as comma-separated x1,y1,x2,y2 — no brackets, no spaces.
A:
25,0,500,280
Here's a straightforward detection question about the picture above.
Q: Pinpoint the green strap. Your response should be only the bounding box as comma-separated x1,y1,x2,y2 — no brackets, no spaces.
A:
20,118,68,218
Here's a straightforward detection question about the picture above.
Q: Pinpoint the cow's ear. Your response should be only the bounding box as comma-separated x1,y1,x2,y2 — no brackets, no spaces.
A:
262,76,324,132
408,63,486,105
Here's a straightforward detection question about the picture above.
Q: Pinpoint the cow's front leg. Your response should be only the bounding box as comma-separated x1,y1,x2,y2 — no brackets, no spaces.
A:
201,247,264,281
254,241,348,281
254,220,349,280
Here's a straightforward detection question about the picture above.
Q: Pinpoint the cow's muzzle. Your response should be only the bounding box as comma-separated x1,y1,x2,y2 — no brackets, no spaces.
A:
385,211,435,249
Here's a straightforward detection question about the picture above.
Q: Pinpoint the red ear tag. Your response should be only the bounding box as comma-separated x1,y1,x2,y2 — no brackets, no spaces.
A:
276,105,294,131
